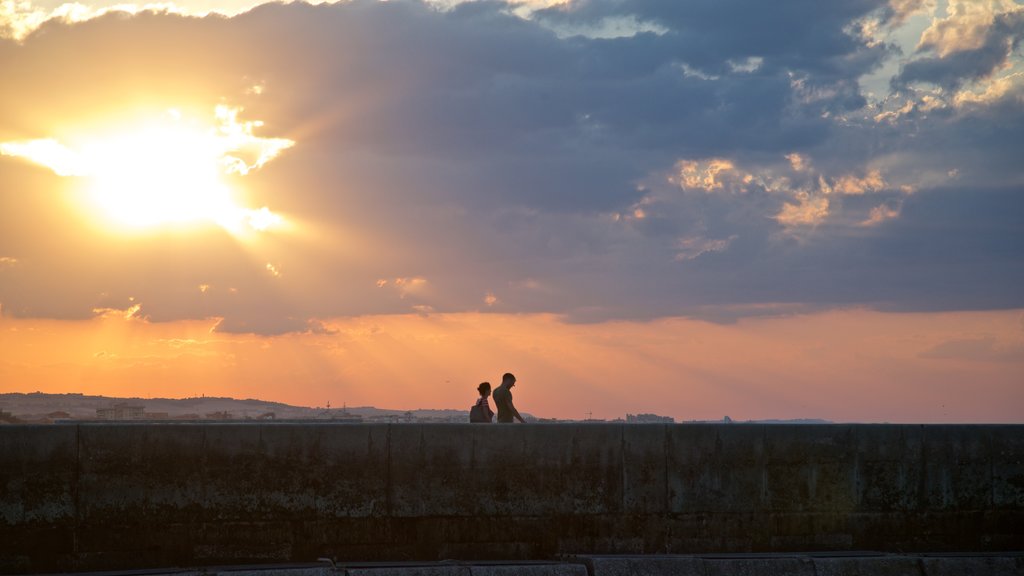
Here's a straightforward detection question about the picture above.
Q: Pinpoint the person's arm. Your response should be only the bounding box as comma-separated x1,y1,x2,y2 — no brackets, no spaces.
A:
510,400,525,423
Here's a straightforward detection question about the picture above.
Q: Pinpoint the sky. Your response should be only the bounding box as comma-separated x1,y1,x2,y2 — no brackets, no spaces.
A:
1,0,1022,422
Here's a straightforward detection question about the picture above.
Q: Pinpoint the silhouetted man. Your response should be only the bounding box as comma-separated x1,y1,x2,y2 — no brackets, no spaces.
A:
492,372,526,423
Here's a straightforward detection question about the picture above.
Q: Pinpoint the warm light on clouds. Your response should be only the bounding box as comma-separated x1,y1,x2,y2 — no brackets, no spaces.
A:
1,0,247,41
484,291,498,306
954,72,1024,106
860,202,903,227
92,302,142,320
378,277,430,300
776,193,830,227
211,105,294,176
246,206,283,231
917,0,1018,57
832,169,887,195
665,154,904,232
672,158,739,192
785,153,809,172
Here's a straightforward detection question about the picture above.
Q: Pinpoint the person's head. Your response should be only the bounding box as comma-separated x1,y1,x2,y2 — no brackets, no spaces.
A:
502,372,516,388
477,382,491,397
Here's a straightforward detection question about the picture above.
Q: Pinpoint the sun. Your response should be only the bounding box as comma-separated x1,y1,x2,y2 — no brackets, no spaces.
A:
0,106,294,233
83,121,239,228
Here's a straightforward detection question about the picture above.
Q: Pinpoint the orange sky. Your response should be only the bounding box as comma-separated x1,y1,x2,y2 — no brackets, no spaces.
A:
3,308,1022,422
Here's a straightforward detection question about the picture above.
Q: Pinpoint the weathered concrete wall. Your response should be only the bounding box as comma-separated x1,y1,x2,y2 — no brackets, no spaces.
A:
581,553,1024,576
73,554,1024,576
1,423,1022,573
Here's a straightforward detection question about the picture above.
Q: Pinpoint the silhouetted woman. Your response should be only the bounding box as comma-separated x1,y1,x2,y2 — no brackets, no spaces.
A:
470,382,494,423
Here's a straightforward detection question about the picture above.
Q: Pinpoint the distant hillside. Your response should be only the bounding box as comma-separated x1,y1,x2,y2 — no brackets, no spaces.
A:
1,392,826,424
0,392,466,421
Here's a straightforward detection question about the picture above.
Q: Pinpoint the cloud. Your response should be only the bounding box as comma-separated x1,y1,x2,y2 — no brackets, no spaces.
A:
832,169,887,195
916,0,1018,58
0,0,1021,332
920,335,1024,362
954,71,1024,106
859,200,902,226
776,193,830,228
0,139,88,176
378,277,429,299
882,0,936,27
786,153,809,172
671,159,741,192
674,235,737,261
93,302,143,320
896,1,1024,89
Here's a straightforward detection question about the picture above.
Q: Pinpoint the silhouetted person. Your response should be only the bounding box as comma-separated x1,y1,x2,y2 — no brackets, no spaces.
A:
492,372,525,423
470,382,494,423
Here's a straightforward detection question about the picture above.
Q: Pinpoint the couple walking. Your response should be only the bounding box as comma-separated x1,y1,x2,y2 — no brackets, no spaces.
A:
471,373,526,423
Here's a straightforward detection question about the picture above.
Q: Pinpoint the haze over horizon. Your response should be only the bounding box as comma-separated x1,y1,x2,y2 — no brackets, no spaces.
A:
2,0,1022,422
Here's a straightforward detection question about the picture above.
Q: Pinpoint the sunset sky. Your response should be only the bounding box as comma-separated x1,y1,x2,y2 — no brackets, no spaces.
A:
1,0,1022,422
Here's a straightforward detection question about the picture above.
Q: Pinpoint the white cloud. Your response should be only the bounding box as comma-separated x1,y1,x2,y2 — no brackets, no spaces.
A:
727,56,763,73
917,0,1020,57
538,14,668,40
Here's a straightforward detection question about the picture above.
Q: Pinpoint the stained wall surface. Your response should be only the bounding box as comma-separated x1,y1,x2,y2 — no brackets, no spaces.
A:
1,423,1022,573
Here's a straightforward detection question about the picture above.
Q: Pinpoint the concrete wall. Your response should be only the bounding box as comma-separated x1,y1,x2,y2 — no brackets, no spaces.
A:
1,423,1022,573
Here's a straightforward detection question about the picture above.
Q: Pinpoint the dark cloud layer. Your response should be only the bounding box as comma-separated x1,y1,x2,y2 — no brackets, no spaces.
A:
1,0,1022,333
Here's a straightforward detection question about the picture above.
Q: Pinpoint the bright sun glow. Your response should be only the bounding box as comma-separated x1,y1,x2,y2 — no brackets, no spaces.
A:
0,106,294,233
85,122,240,228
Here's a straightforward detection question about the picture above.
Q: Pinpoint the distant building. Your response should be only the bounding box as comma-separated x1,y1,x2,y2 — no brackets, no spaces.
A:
205,411,234,420
96,403,145,420
626,413,675,424
315,409,363,423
